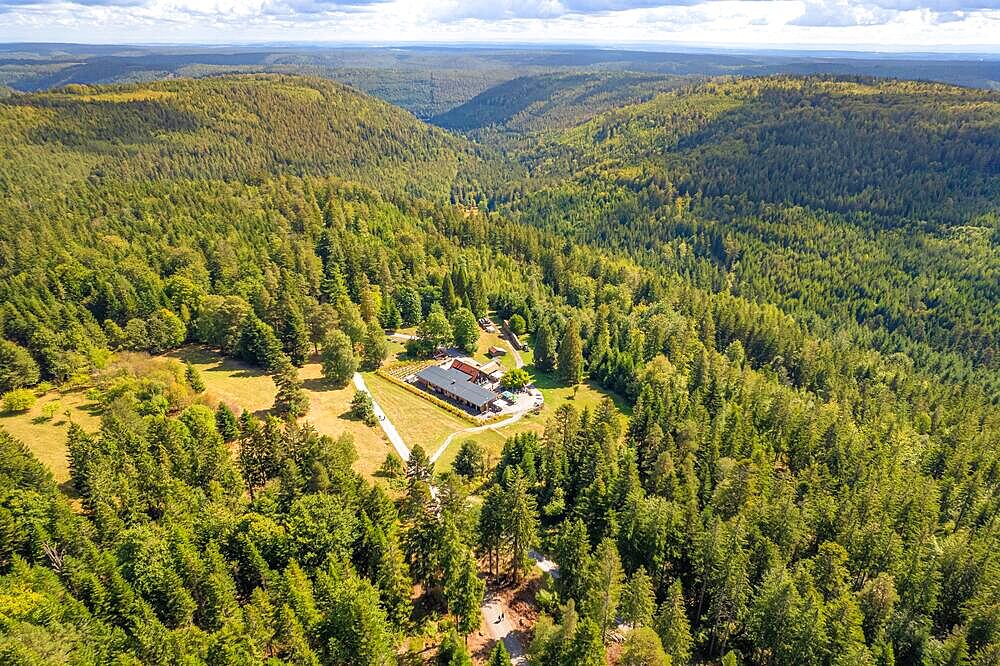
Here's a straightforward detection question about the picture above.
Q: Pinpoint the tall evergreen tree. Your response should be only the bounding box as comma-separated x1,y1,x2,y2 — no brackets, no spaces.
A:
273,363,309,419
505,471,539,582
215,403,239,441
534,321,557,373
558,318,584,386
185,361,206,393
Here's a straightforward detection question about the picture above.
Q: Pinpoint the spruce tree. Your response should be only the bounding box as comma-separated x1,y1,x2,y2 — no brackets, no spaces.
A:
621,566,656,628
215,403,239,441
583,538,623,644
505,471,538,582
185,361,206,393
487,640,511,666
406,444,432,483
533,321,557,372
655,580,693,666
558,318,584,386
273,362,309,419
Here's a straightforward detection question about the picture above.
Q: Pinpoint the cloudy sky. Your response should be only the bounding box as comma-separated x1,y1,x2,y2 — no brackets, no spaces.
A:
1,0,997,50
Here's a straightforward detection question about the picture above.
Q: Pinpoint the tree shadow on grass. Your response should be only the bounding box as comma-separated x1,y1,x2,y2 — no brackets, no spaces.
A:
302,377,335,392
165,346,269,378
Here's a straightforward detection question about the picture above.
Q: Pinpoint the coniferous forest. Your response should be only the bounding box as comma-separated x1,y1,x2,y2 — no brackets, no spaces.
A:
0,70,999,665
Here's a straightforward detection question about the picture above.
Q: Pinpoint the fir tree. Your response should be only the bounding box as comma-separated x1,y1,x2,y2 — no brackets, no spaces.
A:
533,321,557,372
215,403,239,441
558,318,584,386
185,361,206,393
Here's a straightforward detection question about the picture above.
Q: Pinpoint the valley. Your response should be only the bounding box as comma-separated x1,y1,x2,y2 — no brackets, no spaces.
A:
0,63,997,666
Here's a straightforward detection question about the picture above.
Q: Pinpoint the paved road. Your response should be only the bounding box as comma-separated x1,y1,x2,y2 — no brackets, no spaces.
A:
428,401,539,464
482,590,527,665
505,338,525,369
352,372,410,462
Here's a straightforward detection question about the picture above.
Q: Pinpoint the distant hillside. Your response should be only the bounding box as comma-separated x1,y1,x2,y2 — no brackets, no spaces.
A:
1,44,998,120
501,76,1000,382
554,77,1000,224
0,74,481,199
431,72,686,134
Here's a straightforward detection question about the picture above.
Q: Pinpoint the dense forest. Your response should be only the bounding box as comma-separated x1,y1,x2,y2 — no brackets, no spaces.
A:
1,72,999,665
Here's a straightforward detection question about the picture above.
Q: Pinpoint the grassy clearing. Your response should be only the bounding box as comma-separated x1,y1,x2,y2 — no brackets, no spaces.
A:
0,389,101,483
363,372,470,456
166,347,276,414
433,427,507,473
168,347,393,479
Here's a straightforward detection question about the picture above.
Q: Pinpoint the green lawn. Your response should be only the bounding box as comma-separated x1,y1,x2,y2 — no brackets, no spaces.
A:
0,389,101,483
362,372,470,456
433,427,507,473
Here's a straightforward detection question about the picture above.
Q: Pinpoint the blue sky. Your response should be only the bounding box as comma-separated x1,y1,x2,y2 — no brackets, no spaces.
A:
1,0,997,50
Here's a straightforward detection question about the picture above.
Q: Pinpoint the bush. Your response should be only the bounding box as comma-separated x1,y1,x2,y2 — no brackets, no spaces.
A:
351,389,377,426
3,388,37,413
509,314,526,336
453,439,486,480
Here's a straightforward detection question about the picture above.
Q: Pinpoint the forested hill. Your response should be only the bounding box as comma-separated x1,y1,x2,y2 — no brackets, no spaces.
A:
500,76,1000,393
0,74,493,200
430,72,685,135
1,70,1000,666
552,77,1000,224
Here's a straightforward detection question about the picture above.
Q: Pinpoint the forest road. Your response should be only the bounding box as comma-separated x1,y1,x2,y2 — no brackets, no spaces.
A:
353,373,410,462
482,589,527,664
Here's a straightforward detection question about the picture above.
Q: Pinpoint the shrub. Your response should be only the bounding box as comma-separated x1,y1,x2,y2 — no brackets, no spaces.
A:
3,388,37,413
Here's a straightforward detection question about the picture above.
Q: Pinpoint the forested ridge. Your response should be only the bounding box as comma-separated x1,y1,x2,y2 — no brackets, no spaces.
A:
1,73,999,665
496,76,1000,395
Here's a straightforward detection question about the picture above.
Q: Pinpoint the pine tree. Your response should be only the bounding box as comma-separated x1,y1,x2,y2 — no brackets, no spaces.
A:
215,403,239,441
534,321,557,372
273,362,309,419
185,361,205,393
558,318,584,386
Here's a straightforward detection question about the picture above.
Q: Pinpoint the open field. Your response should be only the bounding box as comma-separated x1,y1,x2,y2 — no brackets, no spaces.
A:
362,372,470,456
167,347,393,479
2,338,630,485
0,389,101,483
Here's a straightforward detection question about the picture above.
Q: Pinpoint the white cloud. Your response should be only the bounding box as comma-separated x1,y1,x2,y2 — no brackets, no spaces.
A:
0,0,996,49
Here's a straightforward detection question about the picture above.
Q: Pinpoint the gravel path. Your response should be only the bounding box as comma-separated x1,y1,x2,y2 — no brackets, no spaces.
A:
352,372,409,462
